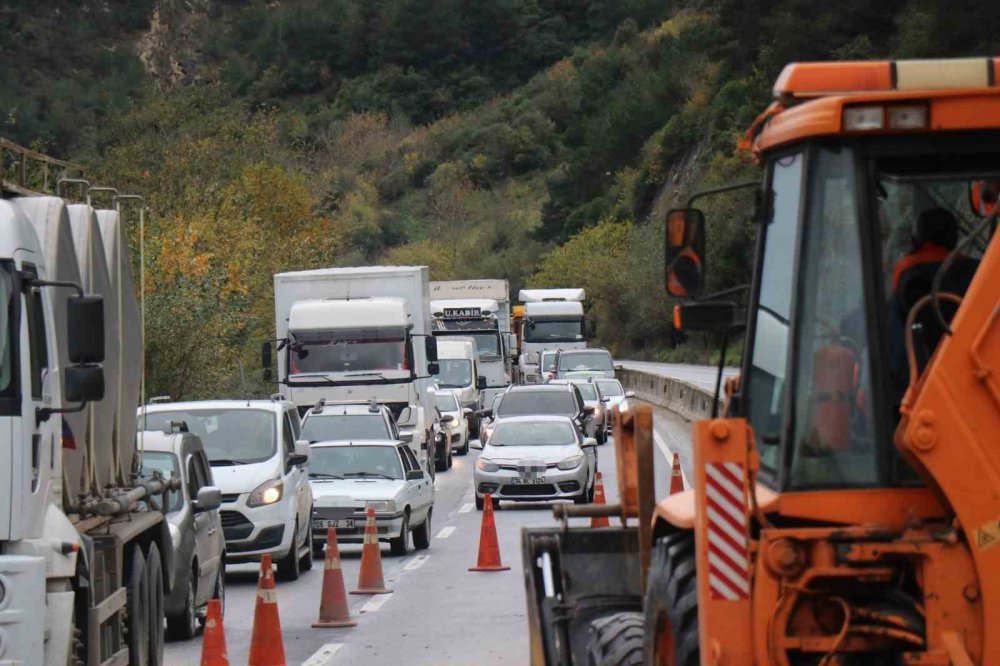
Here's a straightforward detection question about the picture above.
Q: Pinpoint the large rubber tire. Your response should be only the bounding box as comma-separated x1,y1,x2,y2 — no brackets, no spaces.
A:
390,513,410,556
126,548,150,666
458,435,470,456
435,441,449,472
585,611,644,665
166,569,198,641
643,532,700,666
300,517,314,572
277,520,302,581
145,544,165,665
412,509,431,550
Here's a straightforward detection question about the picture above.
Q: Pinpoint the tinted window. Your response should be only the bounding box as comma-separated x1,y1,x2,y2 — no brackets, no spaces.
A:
301,414,392,442
187,456,205,500
497,391,577,417
141,409,277,465
0,264,16,407
139,451,183,512
290,327,408,374
309,446,404,479
435,393,459,412
524,320,584,343
557,352,612,371
489,421,577,446
596,380,623,396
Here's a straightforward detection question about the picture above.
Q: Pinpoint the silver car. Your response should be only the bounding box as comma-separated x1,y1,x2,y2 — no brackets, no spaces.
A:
472,415,597,510
553,348,615,379
594,378,635,434
138,427,225,641
548,378,609,444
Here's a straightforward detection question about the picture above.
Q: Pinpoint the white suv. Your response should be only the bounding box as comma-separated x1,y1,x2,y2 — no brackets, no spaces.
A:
139,397,314,580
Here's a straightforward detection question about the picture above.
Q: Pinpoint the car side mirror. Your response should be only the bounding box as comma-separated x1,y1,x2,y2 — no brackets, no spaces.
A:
476,376,487,390
463,407,473,416
288,439,311,467
582,437,598,448
67,295,104,363
428,362,440,376
625,391,636,399
194,486,222,513
664,208,706,298
261,340,273,381
406,469,425,481
397,407,412,424
65,365,104,403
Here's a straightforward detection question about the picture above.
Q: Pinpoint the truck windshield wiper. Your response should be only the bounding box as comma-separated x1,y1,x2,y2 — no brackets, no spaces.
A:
343,372,390,381
309,472,345,480
209,459,248,466
343,471,397,480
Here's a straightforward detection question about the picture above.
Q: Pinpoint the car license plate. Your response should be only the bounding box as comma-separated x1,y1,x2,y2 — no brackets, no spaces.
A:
513,477,546,485
313,519,354,529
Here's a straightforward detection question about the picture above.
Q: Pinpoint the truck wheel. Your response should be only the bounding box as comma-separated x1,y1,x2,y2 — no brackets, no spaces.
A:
146,544,165,665
412,510,431,550
390,513,410,556
126,548,150,666
644,532,700,666
277,520,302,581
585,611,644,665
166,570,198,640
300,518,314,572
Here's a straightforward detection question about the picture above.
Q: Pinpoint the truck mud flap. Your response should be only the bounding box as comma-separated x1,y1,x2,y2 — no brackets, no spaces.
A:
522,526,642,666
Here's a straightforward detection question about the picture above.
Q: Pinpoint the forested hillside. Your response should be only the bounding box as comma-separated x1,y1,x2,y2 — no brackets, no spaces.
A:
2,0,997,398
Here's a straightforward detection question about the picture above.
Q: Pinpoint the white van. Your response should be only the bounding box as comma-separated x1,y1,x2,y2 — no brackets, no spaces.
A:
138,397,314,581
435,338,484,411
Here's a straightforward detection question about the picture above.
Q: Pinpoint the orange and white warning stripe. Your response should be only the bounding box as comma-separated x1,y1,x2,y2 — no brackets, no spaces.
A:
705,462,750,600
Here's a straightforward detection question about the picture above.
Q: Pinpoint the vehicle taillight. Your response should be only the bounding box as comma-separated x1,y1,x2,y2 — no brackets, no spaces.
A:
843,103,928,132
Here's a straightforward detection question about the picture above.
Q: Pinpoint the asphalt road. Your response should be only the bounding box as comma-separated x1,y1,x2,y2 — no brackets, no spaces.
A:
163,406,694,666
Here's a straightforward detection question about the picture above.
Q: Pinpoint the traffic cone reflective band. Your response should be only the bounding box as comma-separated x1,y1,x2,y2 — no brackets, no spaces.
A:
591,472,610,528
351,506,392,594
200,598,228,666
670,453,684,495
313,528,357,628
470,493,510,572
248,553,286,666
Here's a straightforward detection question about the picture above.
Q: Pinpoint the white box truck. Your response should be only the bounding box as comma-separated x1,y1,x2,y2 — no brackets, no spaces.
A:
1,141,180,665
267,266,440,471
429,279,513,430
516,288,587,384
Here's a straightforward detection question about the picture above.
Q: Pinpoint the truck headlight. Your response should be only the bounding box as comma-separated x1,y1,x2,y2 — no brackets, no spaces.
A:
477,459,500,473
366,500,396,513
247,479,283,507
557,455,584,471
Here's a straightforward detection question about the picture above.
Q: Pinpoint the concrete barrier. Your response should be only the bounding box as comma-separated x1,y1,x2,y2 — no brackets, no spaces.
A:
615,366,716,422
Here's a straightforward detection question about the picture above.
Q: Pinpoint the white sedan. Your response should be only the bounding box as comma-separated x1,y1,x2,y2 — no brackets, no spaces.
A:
435,390,472,455
308,440,434,556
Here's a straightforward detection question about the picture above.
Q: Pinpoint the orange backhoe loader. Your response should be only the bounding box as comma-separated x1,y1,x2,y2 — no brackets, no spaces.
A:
522,56,1000,666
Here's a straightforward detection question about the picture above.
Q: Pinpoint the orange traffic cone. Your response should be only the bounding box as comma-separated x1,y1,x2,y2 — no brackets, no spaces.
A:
351,506,392,594
470,493,511,572
670,453,684,495
247,554,286,666
200,598,228,666
590,472,610,528
313,528,357,628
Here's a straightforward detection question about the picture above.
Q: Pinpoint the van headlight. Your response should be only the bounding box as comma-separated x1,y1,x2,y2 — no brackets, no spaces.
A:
366,500,396,513
557,455,584,471
477,459,500,473
247,479,283,507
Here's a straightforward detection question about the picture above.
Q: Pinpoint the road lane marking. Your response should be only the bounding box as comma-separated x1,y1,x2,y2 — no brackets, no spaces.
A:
360,593,393,613
301,643,344,666
653,428,689,489
458,502,474,513
436,526,456,539
404,554,430,571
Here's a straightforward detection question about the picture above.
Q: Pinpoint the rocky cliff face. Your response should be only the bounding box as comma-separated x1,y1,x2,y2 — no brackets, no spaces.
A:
135,0,213,86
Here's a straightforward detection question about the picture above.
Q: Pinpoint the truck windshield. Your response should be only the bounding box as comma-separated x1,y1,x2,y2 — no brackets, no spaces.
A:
0,265,15,407
140,409,277,465
488,421,577,447
309,445,403,480
557,351,612,371
436,359,472,388
301,414,391,442
290,327,408,375
138,452,183,512
525,319,584,343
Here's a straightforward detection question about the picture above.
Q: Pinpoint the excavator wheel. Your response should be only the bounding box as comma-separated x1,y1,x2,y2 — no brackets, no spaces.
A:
644,532,700,666
585,611,644,666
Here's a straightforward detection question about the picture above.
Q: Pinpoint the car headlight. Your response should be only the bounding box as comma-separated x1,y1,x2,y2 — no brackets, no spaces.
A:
168,523,182,551
557,454,584,471
247,479,283,507
366,500,396,513
477,459,500,473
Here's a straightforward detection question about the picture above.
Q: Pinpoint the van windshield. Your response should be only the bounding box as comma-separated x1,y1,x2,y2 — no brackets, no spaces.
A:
140,409,277,465
290,327,409,375
436,359,472,388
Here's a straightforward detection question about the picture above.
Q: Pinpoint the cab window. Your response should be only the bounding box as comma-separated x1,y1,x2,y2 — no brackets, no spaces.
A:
22,266,48,399
397,446,414,472
187,455,205,501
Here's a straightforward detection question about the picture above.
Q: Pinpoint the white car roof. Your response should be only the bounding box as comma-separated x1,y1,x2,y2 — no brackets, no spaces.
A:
311,439,402,448
306,403,387,416
491,414,577,425
140,399,290,414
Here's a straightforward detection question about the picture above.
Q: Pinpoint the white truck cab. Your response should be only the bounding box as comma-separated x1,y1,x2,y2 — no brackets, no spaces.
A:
517,288,587,384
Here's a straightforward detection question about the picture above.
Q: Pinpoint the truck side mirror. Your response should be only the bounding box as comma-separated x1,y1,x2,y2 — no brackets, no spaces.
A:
664,208,706,298
672,301,739,333
65,365,104,403
261,340,273,381
425,336,438,362
428,362,440,376
476,376,487,390
67,296,104,363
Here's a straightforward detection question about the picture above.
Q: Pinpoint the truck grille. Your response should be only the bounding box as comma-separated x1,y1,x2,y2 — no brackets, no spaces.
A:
220,511,254,540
